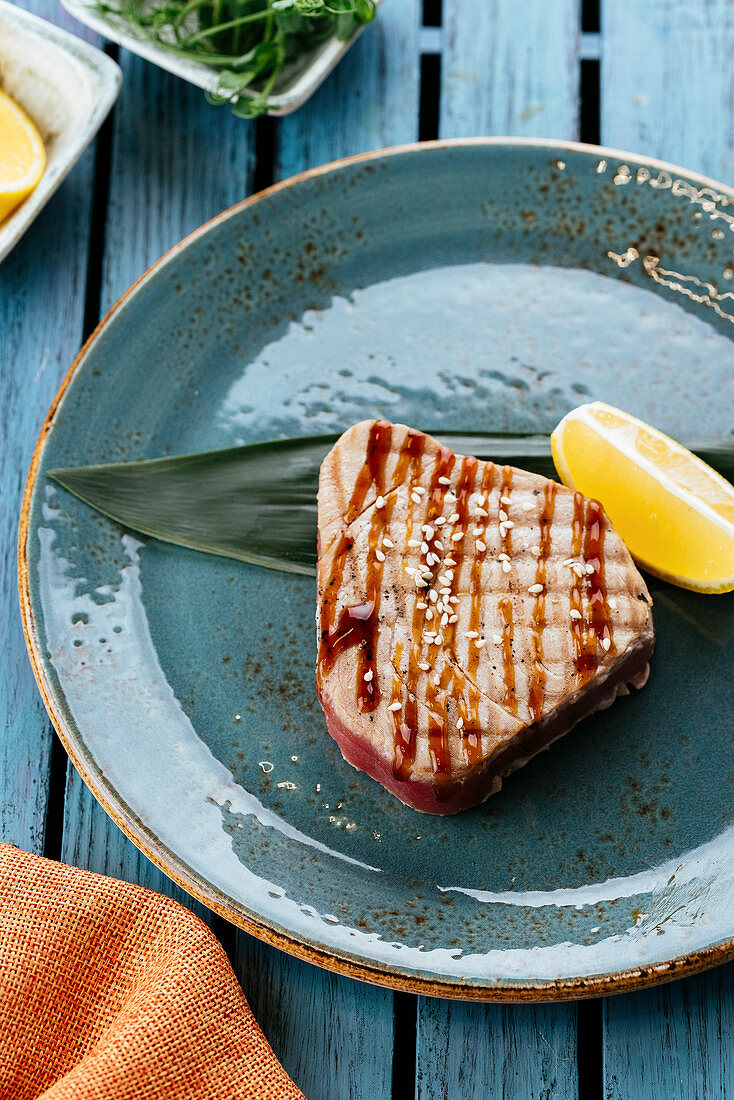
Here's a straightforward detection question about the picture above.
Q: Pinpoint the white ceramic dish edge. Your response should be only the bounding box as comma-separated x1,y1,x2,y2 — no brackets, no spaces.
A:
0,1,121,265
59,0,384,117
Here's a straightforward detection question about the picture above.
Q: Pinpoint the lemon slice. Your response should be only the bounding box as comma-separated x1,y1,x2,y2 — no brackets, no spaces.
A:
551,401,734,593
0,88,46,224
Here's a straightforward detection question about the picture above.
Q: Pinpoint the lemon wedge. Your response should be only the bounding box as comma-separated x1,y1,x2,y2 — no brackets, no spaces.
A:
551,401,734,593
0,88,45,224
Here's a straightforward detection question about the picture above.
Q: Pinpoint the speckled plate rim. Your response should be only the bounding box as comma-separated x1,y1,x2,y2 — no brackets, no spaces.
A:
18,138,734,1002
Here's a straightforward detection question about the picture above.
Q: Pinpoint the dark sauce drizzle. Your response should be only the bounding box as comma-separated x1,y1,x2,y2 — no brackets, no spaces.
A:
318,421,426,713
395,446,455,782
528,481,557,724
572,494,615,681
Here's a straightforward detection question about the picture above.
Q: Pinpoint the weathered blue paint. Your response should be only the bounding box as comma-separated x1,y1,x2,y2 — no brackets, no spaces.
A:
601,3,734,1096
439,0,580,140
0,0,97,853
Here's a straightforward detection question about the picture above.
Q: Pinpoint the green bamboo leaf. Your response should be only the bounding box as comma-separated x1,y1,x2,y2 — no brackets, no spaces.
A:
48,432,734,577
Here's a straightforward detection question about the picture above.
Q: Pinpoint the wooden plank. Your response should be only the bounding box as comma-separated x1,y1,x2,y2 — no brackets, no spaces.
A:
236,937,394,1100
242,8,424,1098
0,0,98,854
604,970,734,1100
439,0,580,140
602,0,734,181
416,999,578,1100
60,51,254,901
602,3,734,1097
277,0,422,179
416,6,582,1093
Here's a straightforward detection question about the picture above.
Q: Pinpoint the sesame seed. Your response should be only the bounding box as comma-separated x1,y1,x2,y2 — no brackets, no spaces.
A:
416,577,428,588
449,614,458,623
609,598,618,610
503,520,514,530
474,638,485,649
499,523,508,536
364,669,374,682
473,526,484,535
441,613,449,627
434,516,446,526
498,553,510,562
601,637,611,651
420,541,429,554
448,513,460,524
432,673,441,687
464,630,479,639
376,495,386,509
434,540,444,551
423,631,436,641
476,540,486,552
438,475,451,485
429,590,438,603
499,509,508,522
452,531,464,542
416,601,427,609
449,596,459,604
502,560,511,573
493,634,502,644
445,491,457,503
434,633,444,645
529,545,540,556
412,485,426,496
425,609,433,621
427,552,439,566
423,525,434,539
570,609,582,620
375,549,385,562
388,701,401,712
382,537,394,548
500,495,512,506
411,492,422,503
586,563,595,575
562,558,575,566
408,539,420,548
440,587,452,596
475,507,488,518
456,717,464,730
418,661,431,672
528,583,544,595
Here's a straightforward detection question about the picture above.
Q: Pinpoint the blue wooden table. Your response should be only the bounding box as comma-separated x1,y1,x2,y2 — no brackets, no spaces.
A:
3,1,734,1095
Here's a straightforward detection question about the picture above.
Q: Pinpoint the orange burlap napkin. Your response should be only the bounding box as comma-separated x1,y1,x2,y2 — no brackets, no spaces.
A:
0,844,305,1100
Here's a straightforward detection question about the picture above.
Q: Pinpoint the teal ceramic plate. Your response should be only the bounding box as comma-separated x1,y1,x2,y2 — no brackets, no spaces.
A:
20,140,734,1000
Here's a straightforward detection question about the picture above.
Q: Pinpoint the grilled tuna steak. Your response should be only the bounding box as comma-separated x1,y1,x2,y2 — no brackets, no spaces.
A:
316,419,654,814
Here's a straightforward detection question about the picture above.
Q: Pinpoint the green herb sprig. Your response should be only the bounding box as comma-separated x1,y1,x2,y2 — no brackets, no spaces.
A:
95,0,376,117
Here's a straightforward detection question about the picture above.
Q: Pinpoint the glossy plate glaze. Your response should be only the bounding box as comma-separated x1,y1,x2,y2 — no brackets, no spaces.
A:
19,141,734,1000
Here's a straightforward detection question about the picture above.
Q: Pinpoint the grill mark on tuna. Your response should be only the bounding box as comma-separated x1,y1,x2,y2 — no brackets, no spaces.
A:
528,481,558,724
395,444,455,782
467,461,496,681
570,492,586,680
499,466,514,555
499,596,517,716
584,497,615,662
